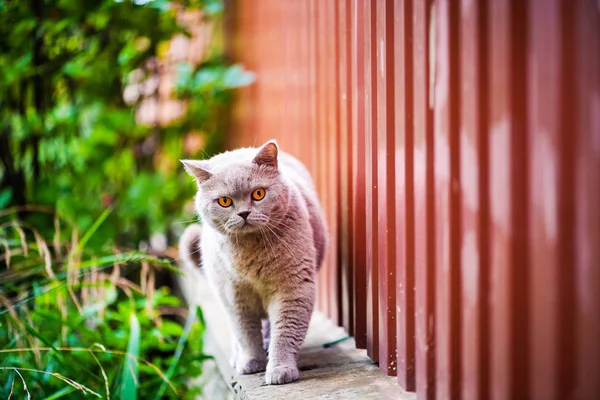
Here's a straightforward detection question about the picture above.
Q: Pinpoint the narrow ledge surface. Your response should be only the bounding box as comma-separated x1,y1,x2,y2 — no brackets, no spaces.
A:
176,264,416,400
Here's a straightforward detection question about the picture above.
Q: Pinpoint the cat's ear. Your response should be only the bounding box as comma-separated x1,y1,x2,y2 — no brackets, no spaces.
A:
253,140,278,168
181,160,212,182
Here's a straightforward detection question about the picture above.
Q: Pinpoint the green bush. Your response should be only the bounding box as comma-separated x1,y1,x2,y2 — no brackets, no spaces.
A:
0,0,254,397
0,0,254,249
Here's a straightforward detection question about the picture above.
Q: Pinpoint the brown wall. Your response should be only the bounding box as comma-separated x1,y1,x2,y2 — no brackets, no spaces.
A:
227,0,600,398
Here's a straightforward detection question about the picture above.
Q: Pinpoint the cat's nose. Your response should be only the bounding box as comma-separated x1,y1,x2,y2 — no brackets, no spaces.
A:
238,211,251,220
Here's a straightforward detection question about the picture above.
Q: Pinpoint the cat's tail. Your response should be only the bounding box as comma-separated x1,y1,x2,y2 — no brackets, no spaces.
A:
179,223,202,269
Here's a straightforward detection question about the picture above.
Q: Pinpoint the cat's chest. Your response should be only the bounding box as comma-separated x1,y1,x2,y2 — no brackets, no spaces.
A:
221,237,277,280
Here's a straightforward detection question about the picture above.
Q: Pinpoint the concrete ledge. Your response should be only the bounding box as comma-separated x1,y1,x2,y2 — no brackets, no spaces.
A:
175,264,416,400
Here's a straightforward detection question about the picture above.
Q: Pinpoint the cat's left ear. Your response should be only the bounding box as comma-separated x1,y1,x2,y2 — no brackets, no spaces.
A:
253,140,278,169
181,159,212,182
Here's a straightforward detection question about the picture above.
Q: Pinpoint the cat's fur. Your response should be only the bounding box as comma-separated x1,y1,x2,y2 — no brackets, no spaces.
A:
179,140,327,385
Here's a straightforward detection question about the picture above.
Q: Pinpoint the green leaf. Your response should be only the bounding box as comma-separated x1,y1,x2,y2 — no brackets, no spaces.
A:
174,62,194,93
44,386,77,400
146,0,172,12
158,320,184,337
153,306,196,400
120,312,141,400
69,205,115,263
222,64,255,88
192,67,221,91
200,0,224,15
62,59,87,78
23,324,60,352
0,188,12,209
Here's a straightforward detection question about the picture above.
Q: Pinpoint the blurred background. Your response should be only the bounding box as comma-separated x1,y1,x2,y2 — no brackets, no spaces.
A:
0,0,254,251
0,0,252,398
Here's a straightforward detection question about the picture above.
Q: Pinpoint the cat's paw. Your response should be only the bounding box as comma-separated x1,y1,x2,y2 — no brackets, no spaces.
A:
235,356,267,375
265,364,299,385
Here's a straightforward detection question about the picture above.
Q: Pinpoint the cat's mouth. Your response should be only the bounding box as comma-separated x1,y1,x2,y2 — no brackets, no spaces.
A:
226,221,259,233
224,215,268,234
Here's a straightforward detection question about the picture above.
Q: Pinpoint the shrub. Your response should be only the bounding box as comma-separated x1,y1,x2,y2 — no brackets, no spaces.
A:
0,0,254,249
0,0,254,396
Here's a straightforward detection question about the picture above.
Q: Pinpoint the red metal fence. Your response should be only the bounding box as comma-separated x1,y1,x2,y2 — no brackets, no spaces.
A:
226,0,600,398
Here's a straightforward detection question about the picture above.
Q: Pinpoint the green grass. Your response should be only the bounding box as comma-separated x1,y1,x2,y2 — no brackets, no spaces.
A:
120,312,140,400
0,208,207,399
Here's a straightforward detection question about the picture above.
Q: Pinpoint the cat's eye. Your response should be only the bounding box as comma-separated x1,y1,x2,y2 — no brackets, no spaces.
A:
218,197,232,207
251,188,266,201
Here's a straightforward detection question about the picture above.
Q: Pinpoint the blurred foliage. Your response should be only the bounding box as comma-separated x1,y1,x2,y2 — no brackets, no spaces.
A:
0,209,208,399
0,0,254,397
0,0,254,250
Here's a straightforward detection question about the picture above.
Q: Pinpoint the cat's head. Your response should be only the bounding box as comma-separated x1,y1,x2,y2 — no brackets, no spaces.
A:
182,140,290,236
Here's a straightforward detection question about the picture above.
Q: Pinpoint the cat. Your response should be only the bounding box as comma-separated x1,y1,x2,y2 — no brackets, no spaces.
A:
179,140,327,385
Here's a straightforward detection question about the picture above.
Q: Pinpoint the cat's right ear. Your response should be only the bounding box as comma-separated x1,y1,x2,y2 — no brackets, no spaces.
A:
181,160,212,183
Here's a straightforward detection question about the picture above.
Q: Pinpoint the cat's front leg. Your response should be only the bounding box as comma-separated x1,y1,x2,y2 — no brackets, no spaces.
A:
229,306,267,375
265,295,314,384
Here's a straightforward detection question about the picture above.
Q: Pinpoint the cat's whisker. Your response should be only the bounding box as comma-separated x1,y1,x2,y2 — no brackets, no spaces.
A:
263,223,300,265
265,227,278,262
172,218,200,224
234,231,242,253
171,245,203,264
272,217,326,244
267,219,319,243
259,226,278,263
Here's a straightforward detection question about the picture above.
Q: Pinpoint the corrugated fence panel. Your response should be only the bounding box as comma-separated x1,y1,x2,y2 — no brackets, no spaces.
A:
528,0,562,398
307,0,317,179
364,0,379,363
433,0,462,398
350,0,367,351
326,0,340,326
412,0,436,397
488,1,530,399
228,0,600,398
394,0,416,390
282,1,299,158
313,0,328,316
229,0,255,148
459,0,489,399
337,0,354,334
375,0,396,375
575,3,600,399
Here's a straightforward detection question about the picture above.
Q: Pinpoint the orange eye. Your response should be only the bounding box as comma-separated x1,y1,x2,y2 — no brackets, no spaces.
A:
218,197,232,207
252,188,266,201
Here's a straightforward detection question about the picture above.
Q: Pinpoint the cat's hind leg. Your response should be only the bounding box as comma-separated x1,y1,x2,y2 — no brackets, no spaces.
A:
262,319,271,353
230,338,239,369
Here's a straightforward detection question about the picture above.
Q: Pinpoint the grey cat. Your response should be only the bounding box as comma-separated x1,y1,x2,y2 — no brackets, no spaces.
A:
179,140,327,385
